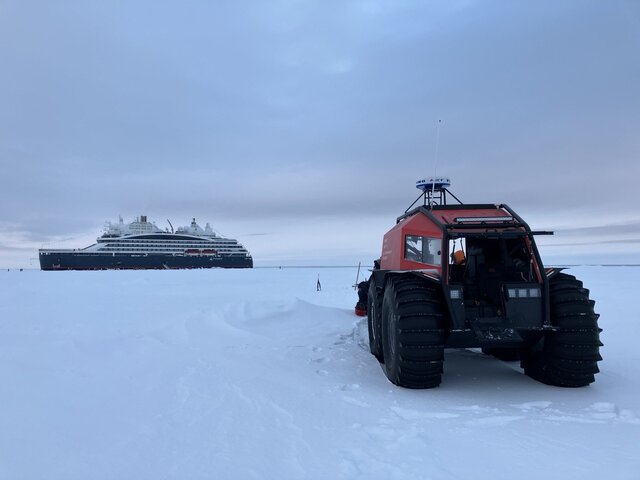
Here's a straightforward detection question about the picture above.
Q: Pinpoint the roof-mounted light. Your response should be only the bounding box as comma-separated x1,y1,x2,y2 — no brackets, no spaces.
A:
455,216,514,223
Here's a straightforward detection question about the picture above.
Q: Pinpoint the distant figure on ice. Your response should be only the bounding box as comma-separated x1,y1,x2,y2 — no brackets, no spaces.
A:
316,275,322,291
355,281,369,316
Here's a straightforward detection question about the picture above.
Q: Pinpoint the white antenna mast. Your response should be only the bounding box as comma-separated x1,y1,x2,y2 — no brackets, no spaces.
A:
430,119,442,204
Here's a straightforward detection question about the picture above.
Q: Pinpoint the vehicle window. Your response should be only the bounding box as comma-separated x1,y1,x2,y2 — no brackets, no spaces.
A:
405,235,441,265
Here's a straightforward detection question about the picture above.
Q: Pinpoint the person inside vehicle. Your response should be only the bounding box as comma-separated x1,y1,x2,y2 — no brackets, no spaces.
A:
451,249,465,265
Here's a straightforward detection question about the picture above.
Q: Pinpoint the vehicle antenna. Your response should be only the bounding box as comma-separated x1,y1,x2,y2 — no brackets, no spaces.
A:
354,261,361,290
431,119,442,205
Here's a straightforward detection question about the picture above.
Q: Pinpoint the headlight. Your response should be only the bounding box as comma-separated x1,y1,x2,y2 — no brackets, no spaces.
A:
507,287,541,298
450,288,463,300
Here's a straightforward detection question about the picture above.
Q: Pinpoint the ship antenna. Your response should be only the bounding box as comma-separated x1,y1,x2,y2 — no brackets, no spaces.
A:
430,119,442,205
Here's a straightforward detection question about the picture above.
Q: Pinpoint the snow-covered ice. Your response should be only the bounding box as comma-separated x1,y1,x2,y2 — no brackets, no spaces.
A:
0,266,638,479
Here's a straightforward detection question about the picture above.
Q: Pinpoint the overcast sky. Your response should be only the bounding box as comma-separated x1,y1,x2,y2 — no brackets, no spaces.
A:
1,0,639,268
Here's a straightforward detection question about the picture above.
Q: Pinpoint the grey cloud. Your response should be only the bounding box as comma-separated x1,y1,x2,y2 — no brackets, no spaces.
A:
1,0,639,266
546,239,640,247
555,222,640,237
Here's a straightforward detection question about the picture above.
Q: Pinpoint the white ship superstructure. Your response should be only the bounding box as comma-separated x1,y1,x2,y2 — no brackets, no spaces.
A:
39,215,253,270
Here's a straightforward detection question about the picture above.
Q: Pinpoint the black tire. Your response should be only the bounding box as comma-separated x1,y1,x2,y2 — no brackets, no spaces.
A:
481,347,521,361
521,273,602,387
381,276,446,388
367,279,384,363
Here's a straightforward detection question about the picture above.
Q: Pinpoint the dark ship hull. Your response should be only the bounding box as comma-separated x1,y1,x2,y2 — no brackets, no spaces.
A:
39,251,253,271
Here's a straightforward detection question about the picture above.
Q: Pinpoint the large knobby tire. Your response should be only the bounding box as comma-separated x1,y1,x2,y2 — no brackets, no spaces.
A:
381,276,446,389
521,273,602,387
367,280,384,363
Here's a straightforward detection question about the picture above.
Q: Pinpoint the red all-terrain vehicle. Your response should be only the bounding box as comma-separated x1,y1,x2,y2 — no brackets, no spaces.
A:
362,178,602,388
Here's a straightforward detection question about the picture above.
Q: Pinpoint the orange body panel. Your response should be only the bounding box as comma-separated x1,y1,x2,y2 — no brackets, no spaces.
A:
380,212,443,273
379,206,528,275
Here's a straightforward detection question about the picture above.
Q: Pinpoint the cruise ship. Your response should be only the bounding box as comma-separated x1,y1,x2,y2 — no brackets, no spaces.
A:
39,215,253,270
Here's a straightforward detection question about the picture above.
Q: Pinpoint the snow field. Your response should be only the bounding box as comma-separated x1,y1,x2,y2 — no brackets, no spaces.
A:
0,266,638,479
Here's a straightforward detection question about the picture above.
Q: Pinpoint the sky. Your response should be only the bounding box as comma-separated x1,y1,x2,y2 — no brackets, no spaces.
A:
1,0,639,268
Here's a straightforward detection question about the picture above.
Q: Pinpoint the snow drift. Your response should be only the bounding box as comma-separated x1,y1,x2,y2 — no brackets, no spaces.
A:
0,267,638,479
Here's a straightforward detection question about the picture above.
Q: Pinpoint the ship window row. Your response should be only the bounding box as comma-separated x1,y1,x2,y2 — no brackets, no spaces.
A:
99,247,241,250
99,239,238,244
100,238,237,243
101,243,242,248
101,246,242,250
99,247,244,252
99,241,238,247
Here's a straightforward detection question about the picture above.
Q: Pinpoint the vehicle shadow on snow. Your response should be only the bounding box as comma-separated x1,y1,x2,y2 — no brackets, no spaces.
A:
351,319,547,393
437,349,533,391
353,318,528,390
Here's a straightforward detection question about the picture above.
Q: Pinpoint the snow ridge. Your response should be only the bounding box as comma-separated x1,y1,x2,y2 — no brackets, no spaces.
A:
0,267,638,479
